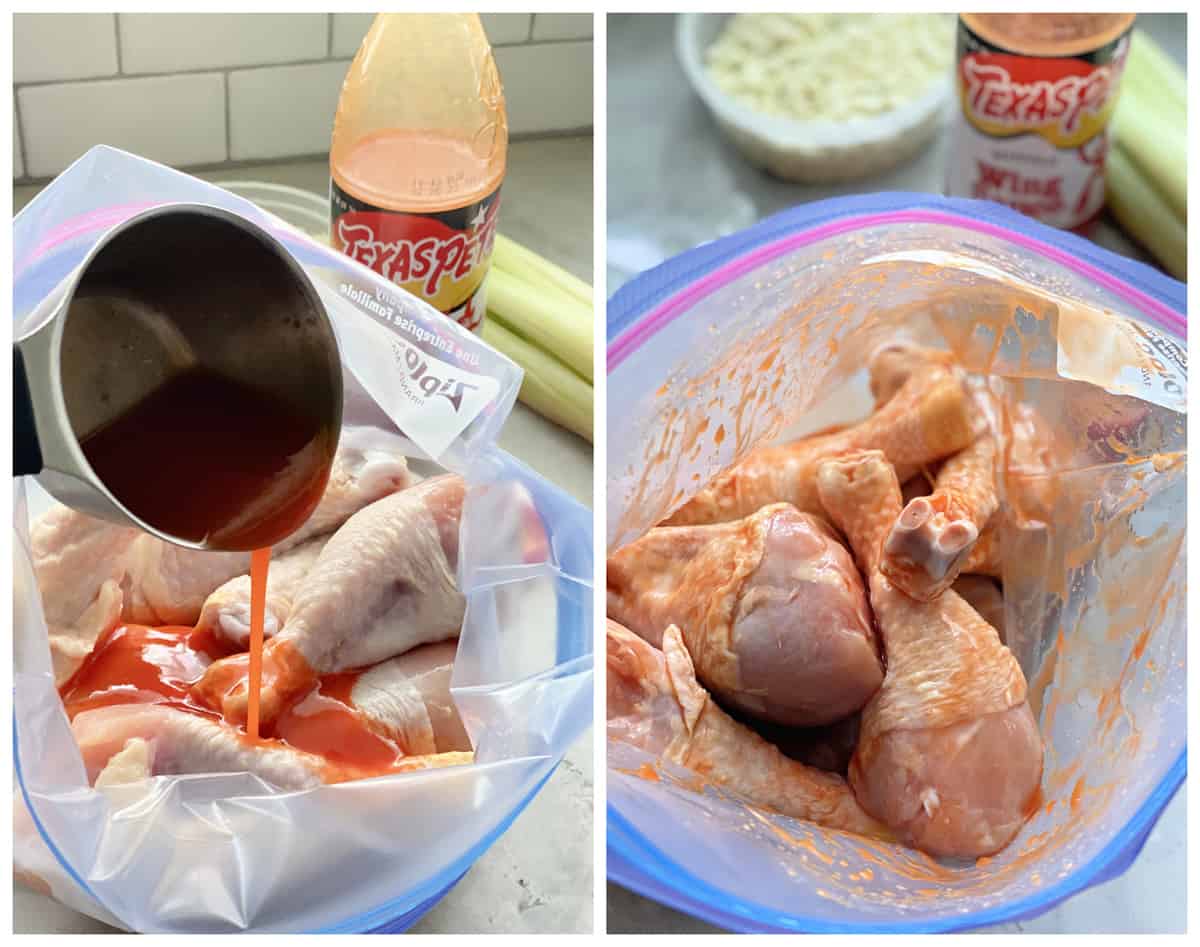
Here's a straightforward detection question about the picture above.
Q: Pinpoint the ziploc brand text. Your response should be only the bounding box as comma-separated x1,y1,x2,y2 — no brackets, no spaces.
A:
339,281,480,368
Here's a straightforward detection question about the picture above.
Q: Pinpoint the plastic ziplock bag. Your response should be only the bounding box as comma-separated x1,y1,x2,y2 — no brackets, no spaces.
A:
14,147,593,933
606,193,1185,933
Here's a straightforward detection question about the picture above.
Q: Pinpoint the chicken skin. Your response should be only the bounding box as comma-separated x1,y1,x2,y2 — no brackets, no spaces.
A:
868,341,957,406
609,503,880,727
196,536,327,649
76,640,469,787
74,704,470,790
347,640,470,754
664,367,973,526
816,450,1042,858
881,433,999,601
952,575,1006,645
195,475,466,728
607,619,889,838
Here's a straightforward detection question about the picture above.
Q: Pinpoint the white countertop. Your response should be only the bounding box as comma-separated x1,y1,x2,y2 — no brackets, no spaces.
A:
12,135,594,934
606,13,1186,935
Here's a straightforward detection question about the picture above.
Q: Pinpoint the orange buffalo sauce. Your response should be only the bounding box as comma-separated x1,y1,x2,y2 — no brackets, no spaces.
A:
245,547,271,740
60,623,231,721
78,367,335,552
60,621,402,778
275,672,400,771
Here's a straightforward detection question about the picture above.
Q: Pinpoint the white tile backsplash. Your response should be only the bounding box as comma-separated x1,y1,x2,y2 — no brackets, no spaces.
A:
531,14,593,42
495,42,593,135
14,104,24,179
14,14,118,84
482,14,534,45
19,73,227,178
119,13,328,74
229,61,349,161
13,12,592,181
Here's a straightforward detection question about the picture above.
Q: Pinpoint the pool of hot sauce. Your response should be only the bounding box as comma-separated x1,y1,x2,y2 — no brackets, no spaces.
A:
59,620,402,776
59,623,229,721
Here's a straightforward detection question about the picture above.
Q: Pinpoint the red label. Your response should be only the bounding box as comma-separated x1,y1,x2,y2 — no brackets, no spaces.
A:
331,181,501,333
961,52,1118,144
973,159,1066,218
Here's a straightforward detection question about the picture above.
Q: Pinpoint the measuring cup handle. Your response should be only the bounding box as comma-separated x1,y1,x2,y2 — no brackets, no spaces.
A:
14,345,43,477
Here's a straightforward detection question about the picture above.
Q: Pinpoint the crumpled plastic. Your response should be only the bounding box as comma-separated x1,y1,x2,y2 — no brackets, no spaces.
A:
14,147,592,933
607,201,1184,929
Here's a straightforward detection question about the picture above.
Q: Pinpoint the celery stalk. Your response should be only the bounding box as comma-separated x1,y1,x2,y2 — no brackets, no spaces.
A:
482,315,593,442
1111,90,1187,220
486,266,594,383
1106,144,1187,280
1107,27,1187,276
1122,30,1186,118
1112,29,1187,222
493,234,593,307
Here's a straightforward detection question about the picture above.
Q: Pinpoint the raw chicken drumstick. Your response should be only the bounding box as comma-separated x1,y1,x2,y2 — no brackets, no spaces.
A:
881,432,999,601
73,704,470,791
608,503,881,727
198,481,549,653
196,536,327,649
952,399,1059,583
962,524,1003,578
872,342,1002,585
78,640,468,789
33,427,414,683
870,341,1000,429
347,640,471,754
607,619,890,838
870,342,1059,577
816,450,1043,858
868,342,956,406
76,705,325,789
665,367,973,526
195,475,466,728
952,575,1006,644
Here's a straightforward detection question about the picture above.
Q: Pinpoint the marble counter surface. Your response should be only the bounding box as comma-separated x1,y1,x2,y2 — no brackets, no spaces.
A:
606,12,1186,935
13,135,594,934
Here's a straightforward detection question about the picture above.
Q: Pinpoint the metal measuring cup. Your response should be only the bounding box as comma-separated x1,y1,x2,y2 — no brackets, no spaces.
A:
13,203,343,551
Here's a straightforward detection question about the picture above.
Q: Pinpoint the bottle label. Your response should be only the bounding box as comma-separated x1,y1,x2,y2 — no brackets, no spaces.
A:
331,180,502,333
946,17,1133,229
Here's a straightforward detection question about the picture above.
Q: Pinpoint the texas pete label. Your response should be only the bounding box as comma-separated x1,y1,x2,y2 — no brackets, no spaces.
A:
947,18,1132,230
959,53,1121,149
331,181,502,333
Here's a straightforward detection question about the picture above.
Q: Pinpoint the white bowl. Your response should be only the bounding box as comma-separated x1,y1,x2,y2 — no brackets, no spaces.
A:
676,13,952,184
